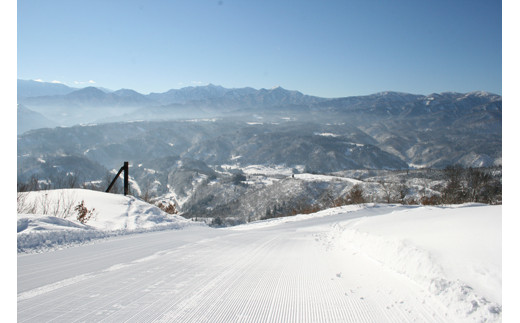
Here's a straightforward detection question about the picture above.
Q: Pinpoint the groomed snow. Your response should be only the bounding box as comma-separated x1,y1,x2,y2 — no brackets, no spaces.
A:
17,193,501,322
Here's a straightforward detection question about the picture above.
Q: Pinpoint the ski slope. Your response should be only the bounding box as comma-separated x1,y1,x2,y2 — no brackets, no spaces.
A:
17,202,501,322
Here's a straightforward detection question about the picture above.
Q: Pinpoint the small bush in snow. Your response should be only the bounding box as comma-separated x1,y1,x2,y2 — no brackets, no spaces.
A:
75,200,95,224
420,195,441,205
157,202,178,214
212,216,223,227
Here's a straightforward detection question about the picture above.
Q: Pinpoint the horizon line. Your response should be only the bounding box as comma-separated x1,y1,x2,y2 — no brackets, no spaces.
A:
17,78,502,99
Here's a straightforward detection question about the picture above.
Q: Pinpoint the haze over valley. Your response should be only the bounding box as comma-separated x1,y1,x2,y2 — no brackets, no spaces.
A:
17,79,502,224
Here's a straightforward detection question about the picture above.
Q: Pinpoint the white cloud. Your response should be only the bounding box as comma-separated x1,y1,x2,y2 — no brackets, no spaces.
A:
178,81,208,87
33,79,44,82
74,80,96,85
51,80,62,84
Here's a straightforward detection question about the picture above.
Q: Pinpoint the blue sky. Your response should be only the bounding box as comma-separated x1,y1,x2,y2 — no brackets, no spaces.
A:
17,0,502,97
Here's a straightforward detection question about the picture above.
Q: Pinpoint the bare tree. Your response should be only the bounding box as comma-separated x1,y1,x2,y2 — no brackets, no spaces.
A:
378,180,394,203
17,192,34,214
36,192,51,215
82,181,101,191
66,170,82,188
395,182,409,204
442,165,466,204
466,167,492,202
50,191,78,218
319,188,336,208
139,178,155,203
345,184,366,204
18,175,40,192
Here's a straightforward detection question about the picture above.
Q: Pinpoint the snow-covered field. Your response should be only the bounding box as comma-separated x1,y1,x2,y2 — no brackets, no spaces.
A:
17,189,501,322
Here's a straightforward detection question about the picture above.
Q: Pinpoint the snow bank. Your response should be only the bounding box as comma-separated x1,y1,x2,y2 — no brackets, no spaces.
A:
228,204,368,231
17,189,204,253
323,204,501,322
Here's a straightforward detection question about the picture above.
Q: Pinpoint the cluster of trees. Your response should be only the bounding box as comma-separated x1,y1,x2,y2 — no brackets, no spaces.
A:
341,166,501,206
259,184,369,221
261,199,322,221
257,166,501,222
333,184,367,205
435,165,501,205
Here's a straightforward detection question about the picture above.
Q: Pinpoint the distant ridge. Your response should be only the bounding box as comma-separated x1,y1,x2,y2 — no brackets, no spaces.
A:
17,79,77,98
18,78,500,105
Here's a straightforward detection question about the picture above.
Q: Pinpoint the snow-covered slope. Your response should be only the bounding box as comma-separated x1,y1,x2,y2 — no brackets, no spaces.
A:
317,204,501,321
17,189,204,252
335,204,501,304
18,203,501,322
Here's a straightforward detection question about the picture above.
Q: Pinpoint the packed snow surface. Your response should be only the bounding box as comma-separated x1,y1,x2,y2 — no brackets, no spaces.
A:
18,193,501,322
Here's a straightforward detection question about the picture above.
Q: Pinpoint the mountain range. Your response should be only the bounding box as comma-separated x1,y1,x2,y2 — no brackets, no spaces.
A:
17,79,501,168
17,79,501,220
17,79,501,129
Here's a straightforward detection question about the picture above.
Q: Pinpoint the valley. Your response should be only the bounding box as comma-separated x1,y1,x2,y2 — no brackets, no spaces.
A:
17,81,502,225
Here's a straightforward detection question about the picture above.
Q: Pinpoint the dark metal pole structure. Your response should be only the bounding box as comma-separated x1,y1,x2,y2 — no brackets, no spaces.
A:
123,161,129,196
105,161,129,196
